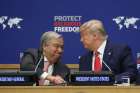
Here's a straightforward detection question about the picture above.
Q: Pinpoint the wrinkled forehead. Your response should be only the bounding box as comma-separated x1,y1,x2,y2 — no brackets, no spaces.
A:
48,37,64,45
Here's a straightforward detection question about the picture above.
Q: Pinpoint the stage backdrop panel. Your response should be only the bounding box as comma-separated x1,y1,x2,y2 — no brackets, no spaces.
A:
0,0,140,67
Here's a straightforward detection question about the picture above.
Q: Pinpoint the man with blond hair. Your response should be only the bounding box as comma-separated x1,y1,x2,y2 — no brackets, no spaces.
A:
79,19,137,83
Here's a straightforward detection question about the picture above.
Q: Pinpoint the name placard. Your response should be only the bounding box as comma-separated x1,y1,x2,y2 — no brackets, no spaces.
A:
69,71,115,85
0,71,37,86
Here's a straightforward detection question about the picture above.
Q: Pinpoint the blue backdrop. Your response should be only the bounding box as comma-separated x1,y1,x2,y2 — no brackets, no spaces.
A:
0,0,140,65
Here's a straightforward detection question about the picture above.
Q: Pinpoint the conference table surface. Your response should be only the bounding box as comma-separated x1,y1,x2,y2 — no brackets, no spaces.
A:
0,85,140,93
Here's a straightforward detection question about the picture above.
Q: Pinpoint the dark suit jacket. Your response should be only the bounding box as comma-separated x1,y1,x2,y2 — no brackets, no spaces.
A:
79,40,137,83
20,48,70,82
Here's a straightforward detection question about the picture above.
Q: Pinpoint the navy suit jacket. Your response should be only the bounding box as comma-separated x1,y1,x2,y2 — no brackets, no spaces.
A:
20,48,70,82
79,40,137,83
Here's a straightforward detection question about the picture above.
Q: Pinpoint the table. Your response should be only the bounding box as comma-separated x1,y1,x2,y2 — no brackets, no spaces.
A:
0,86,140,93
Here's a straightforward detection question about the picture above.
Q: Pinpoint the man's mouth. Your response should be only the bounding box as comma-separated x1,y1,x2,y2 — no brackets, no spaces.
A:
54,53,61,57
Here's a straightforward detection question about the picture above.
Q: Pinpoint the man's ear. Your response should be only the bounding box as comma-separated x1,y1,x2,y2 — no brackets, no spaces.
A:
92,33,97,39
93,32,101,40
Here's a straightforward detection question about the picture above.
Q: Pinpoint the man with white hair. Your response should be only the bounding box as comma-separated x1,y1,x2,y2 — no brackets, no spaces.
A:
79,19,137,83
20,31,70,85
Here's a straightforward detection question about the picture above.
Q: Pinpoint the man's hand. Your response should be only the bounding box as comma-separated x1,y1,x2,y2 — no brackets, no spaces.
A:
46,75,65,84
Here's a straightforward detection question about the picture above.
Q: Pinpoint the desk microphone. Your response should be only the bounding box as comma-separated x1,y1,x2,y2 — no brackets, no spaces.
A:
35,55,43,72
102,60,112,72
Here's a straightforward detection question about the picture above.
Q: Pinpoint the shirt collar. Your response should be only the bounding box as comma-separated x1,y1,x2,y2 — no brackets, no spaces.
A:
97,40,107,55
44,56,48,62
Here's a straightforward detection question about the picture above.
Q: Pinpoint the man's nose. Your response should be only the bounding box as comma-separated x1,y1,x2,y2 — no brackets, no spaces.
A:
58,47,63,53
80,38,83,42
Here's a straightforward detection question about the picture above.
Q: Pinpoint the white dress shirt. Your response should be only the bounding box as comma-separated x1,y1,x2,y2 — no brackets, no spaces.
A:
40,56,54,85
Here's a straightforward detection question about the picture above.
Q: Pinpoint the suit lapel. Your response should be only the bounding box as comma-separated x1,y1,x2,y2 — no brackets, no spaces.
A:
52,61,61,75
88,52,93,70
52,62,67,79
103,40,113,71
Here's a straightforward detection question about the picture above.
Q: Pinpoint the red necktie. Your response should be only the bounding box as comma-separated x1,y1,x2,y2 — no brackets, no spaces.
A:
94,51,102,73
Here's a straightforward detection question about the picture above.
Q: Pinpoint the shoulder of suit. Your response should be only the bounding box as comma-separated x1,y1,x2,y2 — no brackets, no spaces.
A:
24,48,40,59
55,62,69,69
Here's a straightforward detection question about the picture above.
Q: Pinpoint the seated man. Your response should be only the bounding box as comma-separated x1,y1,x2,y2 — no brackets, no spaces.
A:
79,19,137,83
20,31,70,85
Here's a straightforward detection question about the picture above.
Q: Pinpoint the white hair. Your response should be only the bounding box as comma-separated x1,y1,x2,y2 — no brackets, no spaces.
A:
40,31,62,48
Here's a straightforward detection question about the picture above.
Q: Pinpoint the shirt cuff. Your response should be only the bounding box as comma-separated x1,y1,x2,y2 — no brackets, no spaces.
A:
40,72,49,79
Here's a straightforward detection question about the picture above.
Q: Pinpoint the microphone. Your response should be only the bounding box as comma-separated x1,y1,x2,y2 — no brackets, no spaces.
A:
102,60,112,72
35,55,43,72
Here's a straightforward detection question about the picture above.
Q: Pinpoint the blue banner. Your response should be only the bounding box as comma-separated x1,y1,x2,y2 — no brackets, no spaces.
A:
0,0,140,66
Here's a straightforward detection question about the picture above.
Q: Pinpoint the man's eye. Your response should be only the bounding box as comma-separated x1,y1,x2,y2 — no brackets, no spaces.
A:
53,45,60,48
